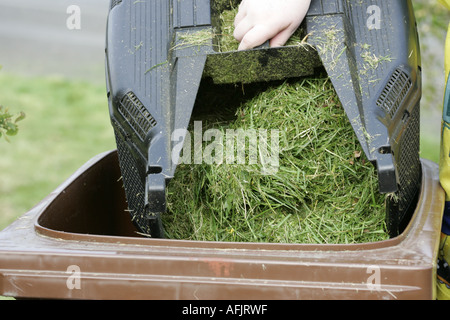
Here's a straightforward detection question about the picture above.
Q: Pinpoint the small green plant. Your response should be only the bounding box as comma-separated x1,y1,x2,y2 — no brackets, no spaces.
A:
0,67,25,141
0,106,25,141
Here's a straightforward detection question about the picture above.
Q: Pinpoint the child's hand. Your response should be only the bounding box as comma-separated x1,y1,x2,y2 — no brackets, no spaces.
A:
234,0,311,50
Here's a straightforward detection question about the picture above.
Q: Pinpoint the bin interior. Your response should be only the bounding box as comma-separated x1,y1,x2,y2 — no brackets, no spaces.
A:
36,151,140,238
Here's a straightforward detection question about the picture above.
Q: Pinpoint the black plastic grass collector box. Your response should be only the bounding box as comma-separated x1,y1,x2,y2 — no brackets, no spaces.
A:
105,0,422,239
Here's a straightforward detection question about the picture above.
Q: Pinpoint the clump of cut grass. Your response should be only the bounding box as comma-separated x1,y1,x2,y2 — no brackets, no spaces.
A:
172,29,215,52
163,76,389,244
359,43,393,75
216,5,240,52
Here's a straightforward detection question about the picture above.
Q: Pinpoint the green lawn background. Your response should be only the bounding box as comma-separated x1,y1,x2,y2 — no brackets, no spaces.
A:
0,74,116,229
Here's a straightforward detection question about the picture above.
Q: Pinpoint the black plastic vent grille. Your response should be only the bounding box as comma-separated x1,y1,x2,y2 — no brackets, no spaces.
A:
397,103,421,215
113,125,149,233
387,103,421,235
118,92,157,141
376,68,413,118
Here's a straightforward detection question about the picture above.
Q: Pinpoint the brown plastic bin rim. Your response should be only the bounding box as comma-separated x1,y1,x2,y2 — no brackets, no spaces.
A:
34,150,444,252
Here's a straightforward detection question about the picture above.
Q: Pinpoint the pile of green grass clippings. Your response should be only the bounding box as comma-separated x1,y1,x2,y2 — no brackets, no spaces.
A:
163,77,389,244
161,3,389,244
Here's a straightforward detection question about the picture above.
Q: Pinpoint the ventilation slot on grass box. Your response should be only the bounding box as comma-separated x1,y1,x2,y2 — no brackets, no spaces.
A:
118,92,157,142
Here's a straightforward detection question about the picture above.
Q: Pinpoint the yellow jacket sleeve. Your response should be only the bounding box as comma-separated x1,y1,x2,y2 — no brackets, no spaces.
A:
443,0,450,76
439,0,450,11
439,0,450,205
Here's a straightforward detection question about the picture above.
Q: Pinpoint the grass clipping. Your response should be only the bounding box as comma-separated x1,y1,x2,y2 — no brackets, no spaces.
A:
163,77,389,244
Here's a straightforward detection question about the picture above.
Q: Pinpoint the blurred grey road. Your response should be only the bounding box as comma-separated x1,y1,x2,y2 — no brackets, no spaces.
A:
0,0,109,83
